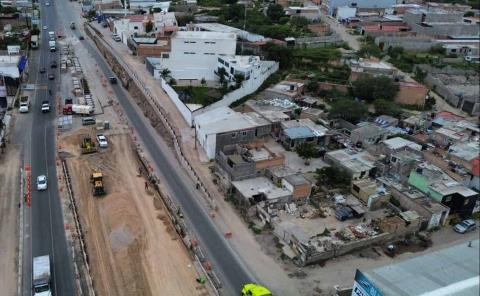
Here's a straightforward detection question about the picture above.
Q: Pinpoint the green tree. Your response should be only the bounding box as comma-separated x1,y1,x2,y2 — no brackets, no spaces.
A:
306,80,318,93
217,67,227,84
290,16,309,29
263,42,293,69
296,142,317,165
358,43,383,58
387,46,404,59
145,20,153,33
373,99,402,117
234,73,244,88
328,98,368,124
160,68,171,80
315,167,351,188
352,76,399,102
266,4,285,22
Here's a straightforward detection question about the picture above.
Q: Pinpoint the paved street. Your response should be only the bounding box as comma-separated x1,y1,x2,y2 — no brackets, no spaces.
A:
321,13,361,50
20,1,75,295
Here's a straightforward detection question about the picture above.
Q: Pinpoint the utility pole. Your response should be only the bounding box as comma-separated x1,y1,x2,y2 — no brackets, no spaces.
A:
241,4,246,54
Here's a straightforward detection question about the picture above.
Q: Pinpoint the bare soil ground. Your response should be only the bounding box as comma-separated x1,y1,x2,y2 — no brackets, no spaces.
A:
0,146,21,296
60,131,206,296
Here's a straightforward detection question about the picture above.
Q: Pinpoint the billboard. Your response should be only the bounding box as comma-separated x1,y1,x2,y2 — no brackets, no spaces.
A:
352,270,384,296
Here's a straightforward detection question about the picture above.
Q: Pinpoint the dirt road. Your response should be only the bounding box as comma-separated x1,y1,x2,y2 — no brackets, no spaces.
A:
0,146,21,296
61,132,206,296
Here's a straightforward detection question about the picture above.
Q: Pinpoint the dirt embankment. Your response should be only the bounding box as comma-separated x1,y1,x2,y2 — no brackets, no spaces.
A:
61,132,206,296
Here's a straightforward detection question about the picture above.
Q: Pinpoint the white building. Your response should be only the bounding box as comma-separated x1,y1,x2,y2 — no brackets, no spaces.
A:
285,6,321,21
113,15,152,45
191,23,265,42
217,55,262,84
324,0,396,16
159,31,236,81
335,6,357,21
153,11,178,36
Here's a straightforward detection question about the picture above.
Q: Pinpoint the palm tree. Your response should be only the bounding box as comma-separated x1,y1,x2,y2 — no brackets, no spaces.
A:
160,68,171,80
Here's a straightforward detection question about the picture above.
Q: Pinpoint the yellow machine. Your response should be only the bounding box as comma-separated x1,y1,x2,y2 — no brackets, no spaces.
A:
90,171,106,196
80,136,97,154
242,284,272,296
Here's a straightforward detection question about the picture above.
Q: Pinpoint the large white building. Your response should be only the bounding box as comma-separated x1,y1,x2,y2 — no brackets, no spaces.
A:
159,31,236,81
324,0,396,16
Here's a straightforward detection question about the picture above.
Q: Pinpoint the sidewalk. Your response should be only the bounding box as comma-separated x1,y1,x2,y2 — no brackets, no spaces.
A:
90,23,302,295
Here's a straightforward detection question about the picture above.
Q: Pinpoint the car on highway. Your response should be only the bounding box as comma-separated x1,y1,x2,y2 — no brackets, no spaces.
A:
43,25,48,30
453,219,477,234
50,60,57,68
41,101,51,113
37,175,48,191
45,2,50,6
48,73,55,80
39,67,46,73
96,134,108,148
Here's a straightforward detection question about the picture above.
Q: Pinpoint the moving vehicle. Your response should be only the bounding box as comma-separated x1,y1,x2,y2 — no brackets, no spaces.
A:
31,35,39,49
79,35,84,40
50,60,57,68
48,40,56,52
45,2,50,6
43,26,48,30
96,134,108,148
91,171,106,196
48,31,55,40
39,67,46,73
109,77,117,84
82,117,96,126
48,73,55,80
112,34,121,42
36,175,47,191
33,255,51,296
19,96,30,113
70,22,75,29
41,101,51,113
242,283,272,296
63,104,93,115
453,219,477,234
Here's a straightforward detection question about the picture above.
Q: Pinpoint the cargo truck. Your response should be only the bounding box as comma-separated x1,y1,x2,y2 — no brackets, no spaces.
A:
31,35,39,49
63,104,93,115
19,96,30,113
33,255,52,296
49,40,56,52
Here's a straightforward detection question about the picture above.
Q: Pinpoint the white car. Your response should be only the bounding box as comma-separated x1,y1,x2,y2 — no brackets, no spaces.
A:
45,2,50,6
37,175,47,191
96,134,108,148
43,25,48,30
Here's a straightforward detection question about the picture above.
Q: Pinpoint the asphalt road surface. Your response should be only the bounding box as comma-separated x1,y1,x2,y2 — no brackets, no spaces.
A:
57,1,255,294
21,1,75,295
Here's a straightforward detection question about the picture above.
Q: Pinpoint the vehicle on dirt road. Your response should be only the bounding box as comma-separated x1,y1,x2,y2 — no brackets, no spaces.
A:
96,134,108,148
453,219,477,234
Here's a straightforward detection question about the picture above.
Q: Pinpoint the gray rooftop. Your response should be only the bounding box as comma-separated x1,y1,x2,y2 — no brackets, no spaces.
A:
283,126,314,139
362,240,480,296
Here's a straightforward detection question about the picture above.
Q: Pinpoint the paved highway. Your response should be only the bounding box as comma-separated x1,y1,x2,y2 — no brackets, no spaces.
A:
21,1,75,295
58,1,255,294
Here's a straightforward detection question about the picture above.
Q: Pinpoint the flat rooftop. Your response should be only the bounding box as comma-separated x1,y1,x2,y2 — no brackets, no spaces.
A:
361,240,480,296
232,177,292,200
383,137,422,151
173,30,236,40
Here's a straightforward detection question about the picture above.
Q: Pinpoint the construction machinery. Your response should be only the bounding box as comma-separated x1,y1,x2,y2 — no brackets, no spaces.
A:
80,136,97,154
90,171,106,196
242,283,272,296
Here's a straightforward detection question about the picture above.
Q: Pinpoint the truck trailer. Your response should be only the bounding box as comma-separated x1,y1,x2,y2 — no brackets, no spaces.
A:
33,255,52,296
63,104,93,115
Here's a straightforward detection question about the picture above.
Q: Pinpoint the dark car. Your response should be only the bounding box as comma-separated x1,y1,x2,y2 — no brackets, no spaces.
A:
48,73,55,80
50,60,57,68
39,67,46,73
79,35,84,40
81,117,96,126
109,77,117,84
65,97,73,105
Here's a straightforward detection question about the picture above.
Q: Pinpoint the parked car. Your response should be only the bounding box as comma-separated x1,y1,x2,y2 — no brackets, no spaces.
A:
79,35,84,40
96,134,108,148
41,101,50,113
82,117,96,126
48,73,55,80
37,175,47,191
453,219,477,234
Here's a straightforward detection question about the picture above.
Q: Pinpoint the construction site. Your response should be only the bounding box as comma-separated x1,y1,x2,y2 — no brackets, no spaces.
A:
54,34,208,295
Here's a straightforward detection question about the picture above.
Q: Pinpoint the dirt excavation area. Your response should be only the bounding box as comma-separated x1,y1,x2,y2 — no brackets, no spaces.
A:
60,130,206,296
0,146,21,296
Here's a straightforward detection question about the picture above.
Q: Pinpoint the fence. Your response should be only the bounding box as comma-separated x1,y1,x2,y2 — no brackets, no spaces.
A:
160,78,193,126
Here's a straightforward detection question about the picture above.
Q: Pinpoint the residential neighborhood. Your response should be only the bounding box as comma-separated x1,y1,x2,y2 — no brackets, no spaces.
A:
0,0,479,296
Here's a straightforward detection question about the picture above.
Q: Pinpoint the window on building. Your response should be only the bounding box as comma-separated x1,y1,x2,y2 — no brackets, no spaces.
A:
242,131,247,136
352,184,360,193
134,26,139,30
162,53,169,59
230,67,234,75
444,196,452,203
464,198,470,205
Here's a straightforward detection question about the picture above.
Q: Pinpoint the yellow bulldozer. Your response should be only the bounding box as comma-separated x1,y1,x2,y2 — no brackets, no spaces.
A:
90,171,106,196
81,136,97,154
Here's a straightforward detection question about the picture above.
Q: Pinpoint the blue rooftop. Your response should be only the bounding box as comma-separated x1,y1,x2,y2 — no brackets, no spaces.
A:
284,126,314,139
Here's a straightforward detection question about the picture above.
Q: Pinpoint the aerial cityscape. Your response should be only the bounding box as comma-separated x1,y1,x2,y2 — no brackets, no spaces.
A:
0,0,478,295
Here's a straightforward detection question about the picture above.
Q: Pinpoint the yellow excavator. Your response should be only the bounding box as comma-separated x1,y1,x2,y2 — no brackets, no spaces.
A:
242,283,272,296
90,171,106,196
